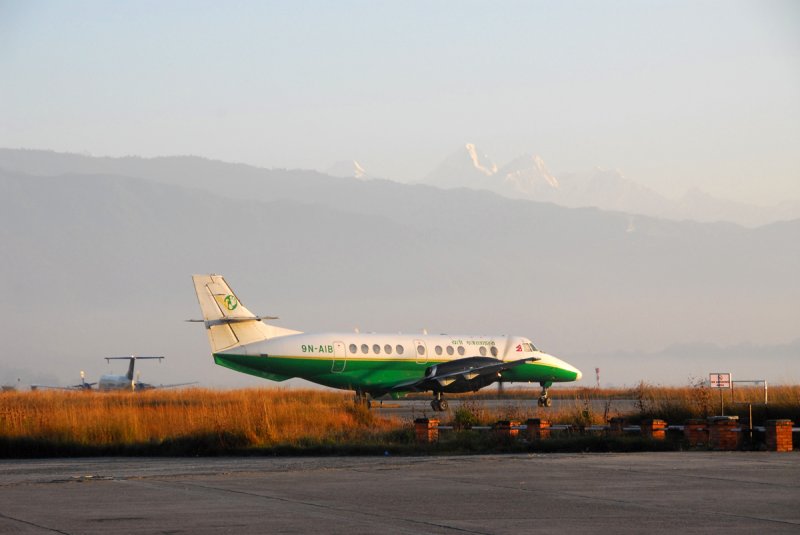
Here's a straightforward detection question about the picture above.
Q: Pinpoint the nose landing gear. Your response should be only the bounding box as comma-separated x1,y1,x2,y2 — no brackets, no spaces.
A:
537,382,552,407
431,391,449,412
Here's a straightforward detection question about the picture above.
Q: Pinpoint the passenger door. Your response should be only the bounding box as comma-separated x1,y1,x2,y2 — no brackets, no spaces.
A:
331,341,346,373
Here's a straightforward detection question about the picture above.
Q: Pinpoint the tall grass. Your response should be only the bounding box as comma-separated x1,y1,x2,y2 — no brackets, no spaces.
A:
0,388,401,455
1,385,797,456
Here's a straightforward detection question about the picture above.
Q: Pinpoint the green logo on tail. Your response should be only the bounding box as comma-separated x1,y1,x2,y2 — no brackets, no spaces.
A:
224,294,238,311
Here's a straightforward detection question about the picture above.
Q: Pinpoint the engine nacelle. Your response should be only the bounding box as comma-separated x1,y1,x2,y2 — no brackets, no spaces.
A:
424,357,503,393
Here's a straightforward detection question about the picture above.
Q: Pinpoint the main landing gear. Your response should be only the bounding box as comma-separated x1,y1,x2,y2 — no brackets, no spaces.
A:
430,391,449,412
537,382,552,408
354,391,372,409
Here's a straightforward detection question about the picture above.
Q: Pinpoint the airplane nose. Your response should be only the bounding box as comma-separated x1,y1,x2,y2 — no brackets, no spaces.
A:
575,369,583,381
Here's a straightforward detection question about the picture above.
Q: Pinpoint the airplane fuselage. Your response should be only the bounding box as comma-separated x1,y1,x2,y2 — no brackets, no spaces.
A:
213,331,581,396
98,374,133,391
192,274,582,408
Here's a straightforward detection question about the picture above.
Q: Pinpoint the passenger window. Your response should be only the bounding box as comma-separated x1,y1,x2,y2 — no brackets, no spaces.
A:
397,345,404,355
490,346,498,357
479,346,487,356
349,343,357,354
384,344,392,355
361,344,369,354
446,346,454,356
457,346,465,356
435,345,443,355
373,344,380,354
417,345,425,355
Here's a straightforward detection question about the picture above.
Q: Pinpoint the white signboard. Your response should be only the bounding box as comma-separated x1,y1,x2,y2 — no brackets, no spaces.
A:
709,373,732,389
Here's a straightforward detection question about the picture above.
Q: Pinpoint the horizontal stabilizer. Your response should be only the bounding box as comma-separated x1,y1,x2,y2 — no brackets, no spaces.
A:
186,316,279,325
105,356,163,361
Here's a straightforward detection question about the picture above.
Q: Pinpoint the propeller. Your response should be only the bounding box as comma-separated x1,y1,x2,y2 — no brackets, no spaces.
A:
74,370,96,390
130,370,139,391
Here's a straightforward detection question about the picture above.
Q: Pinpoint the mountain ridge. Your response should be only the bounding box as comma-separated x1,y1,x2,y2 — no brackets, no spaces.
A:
2,155,798,386
421,144,800,227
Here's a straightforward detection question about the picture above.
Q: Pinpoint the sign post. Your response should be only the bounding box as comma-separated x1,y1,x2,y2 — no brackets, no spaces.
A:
709,373,732,415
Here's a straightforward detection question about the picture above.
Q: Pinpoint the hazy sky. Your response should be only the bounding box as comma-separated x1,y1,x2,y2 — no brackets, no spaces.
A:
1,0,798,205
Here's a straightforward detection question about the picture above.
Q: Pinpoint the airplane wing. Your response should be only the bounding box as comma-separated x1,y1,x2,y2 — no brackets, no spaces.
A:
30,383,95,391
155,382,199,389
390,356,539,392
135,381,199,390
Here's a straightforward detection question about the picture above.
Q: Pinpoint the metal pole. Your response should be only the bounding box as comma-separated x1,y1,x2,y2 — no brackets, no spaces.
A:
720,388,724,416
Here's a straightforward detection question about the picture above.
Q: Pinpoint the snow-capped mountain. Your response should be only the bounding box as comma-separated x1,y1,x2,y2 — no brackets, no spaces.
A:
497,153,560,198
325,160,371,180
422,144,800,227
424,144,673,214
423,143,498,190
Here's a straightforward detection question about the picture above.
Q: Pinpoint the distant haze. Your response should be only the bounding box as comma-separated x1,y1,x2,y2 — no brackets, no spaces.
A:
0,150,798,389
1,1,798,206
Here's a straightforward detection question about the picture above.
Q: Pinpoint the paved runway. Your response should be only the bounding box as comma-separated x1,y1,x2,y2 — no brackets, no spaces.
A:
1,452,798,534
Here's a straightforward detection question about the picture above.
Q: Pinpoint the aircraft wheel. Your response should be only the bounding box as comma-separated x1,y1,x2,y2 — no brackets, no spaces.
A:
430,400,440,411
438,400,449,411
544,397,552,408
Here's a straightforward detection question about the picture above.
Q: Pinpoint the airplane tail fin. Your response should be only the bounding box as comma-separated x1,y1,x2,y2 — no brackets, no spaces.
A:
191,274,300,353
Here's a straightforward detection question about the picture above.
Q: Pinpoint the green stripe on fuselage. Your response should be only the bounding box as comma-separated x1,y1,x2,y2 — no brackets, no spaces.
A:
213,353,579,392
213,354,292,382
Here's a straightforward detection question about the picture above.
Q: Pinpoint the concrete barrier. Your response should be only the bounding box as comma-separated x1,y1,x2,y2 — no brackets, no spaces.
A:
492,420,520,440
414,418,439,444
526,418,551,440
765,420,793,452
608,417,626,437
708,416,740,450
684,419,708,447
641,419,667,440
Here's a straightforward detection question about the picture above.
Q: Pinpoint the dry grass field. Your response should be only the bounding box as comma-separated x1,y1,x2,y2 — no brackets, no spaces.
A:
1,385,797,456
0,388,401,455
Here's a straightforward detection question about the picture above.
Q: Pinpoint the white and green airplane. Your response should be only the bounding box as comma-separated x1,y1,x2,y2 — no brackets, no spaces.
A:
191,274,582,410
